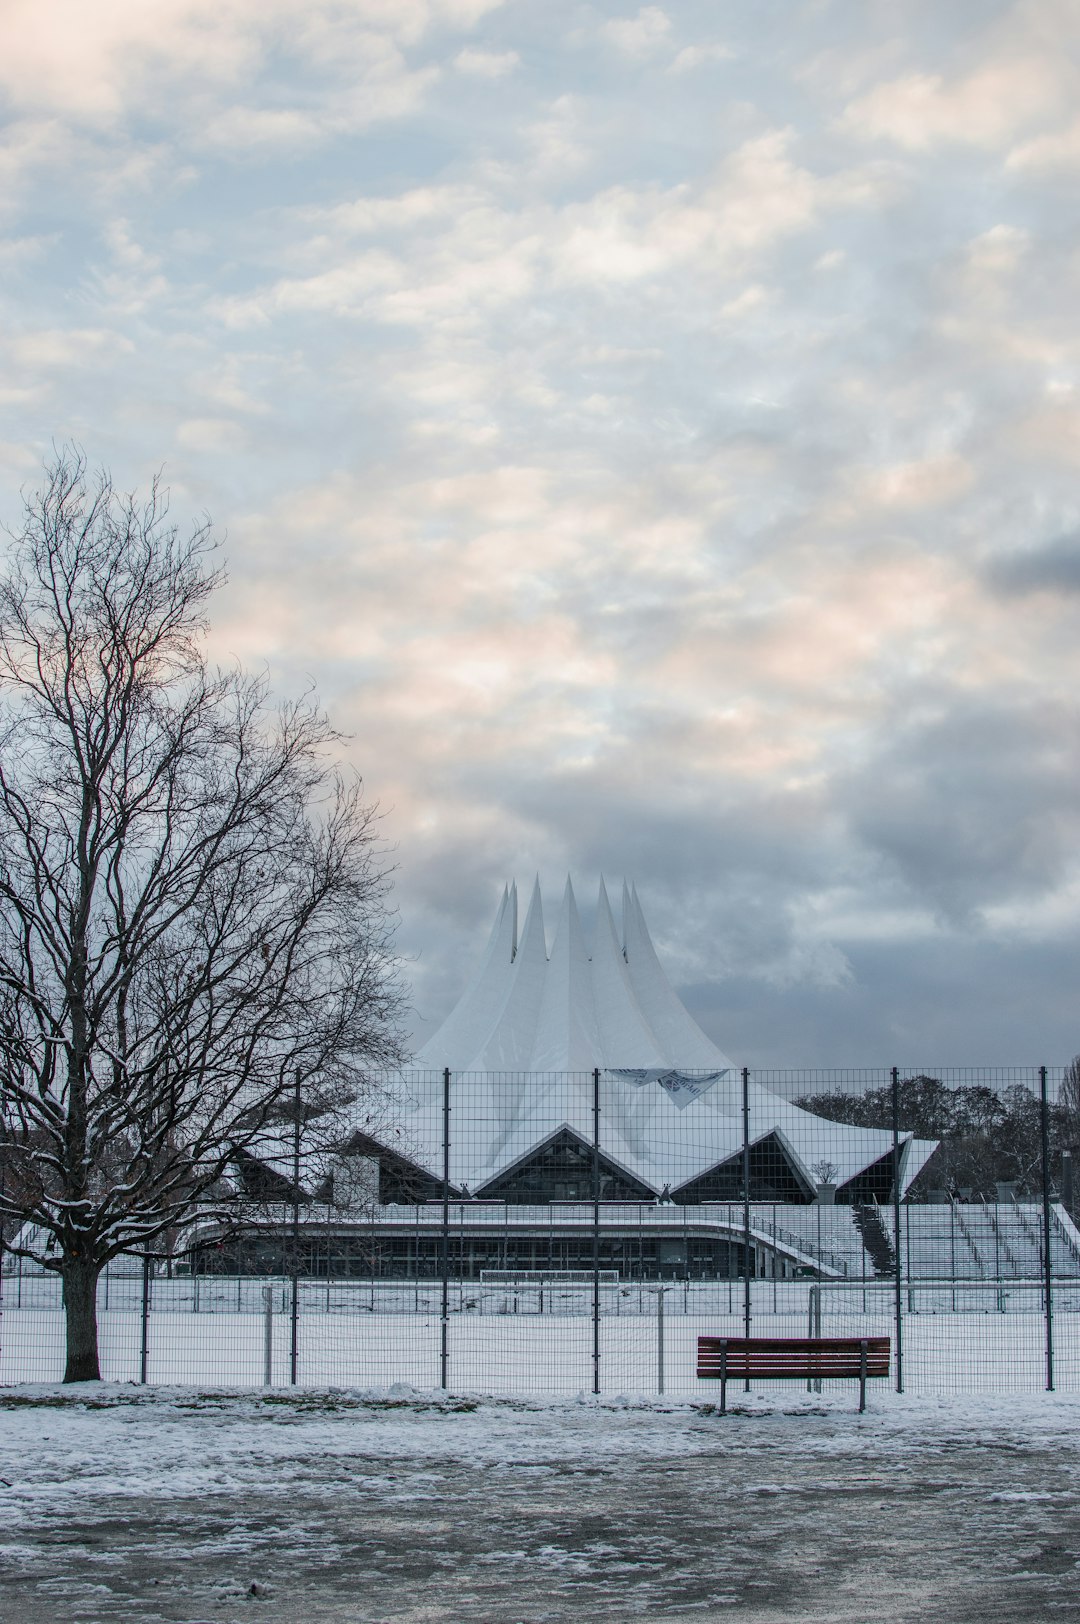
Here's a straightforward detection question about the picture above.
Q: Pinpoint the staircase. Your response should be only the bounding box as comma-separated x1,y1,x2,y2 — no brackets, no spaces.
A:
852,1203,895,1277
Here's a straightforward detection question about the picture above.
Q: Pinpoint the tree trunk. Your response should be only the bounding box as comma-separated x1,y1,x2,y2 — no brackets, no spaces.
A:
62,1257,102,1381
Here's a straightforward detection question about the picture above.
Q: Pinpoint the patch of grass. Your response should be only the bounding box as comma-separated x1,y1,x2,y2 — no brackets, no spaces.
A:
0,1385,483,1415
251,1392,480,1414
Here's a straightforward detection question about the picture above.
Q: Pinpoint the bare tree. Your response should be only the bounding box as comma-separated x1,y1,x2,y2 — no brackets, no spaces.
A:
0,451,406,1379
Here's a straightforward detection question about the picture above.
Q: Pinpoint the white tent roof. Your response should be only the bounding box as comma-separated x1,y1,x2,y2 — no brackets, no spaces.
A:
413,876,730,1073
398,879,936,1200
391,1067,936,1200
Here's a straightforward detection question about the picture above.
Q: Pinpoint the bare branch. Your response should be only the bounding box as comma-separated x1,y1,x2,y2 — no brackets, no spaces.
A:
0,450,406,1378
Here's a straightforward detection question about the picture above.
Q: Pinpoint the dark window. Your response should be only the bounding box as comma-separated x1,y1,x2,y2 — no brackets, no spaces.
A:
192,1229,748,1280
671,1132,814,1204
342,1130,448,1204
838,1148,897,1206
228,1147,306,1203
475,1128,655,1203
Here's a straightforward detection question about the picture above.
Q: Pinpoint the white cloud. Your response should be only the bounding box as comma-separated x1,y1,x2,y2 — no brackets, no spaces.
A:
454,47,520,77
198,106,327,153
103,218,162,272
521,95,591,183
214,126,884,341
0,0,259,124
2,0,1080,1060
176,417,250,454
0,119,77,218
598,7,672,59
10,329,133,369
840,59,1067,151
1007,116,1080,173
0,0,500,132
668,43,734,74
718,284,770,318
550,131,833,284
844,454,975,512
0,233,58,267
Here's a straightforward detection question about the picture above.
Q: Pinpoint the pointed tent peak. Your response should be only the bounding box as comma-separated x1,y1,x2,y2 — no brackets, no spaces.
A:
628,884,657,953
516,874,548,964
485,884,510,953
532,874,598,1069
547,875,587,966
621,880,633,954
595,875,622,955
626,884,675,972
508,879,519,960
623,885,732,1069
483,881,519,966
410,877,518,1067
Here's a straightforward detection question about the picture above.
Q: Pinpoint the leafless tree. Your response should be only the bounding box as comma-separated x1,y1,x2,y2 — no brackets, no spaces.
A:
0,451,406,1379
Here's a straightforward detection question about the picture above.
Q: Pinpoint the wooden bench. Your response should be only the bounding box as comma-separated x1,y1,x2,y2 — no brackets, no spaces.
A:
696,1336,891,1413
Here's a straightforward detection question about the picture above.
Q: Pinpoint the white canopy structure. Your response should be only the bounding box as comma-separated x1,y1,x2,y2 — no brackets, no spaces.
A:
387,878,937,1207
413,876,728,1073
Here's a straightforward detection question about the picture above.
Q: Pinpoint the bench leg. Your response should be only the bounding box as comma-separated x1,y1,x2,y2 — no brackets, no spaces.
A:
859,1340,867,1413
719,1343,728,1415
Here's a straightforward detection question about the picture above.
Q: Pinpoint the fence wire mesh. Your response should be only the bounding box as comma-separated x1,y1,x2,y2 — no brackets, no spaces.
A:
4,1064,1079,1399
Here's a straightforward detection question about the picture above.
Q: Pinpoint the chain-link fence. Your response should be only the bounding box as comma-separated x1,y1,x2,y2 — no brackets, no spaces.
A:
4,1065,1079,1398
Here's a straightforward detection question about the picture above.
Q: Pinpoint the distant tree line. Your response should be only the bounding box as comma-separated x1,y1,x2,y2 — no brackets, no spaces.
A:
796,1064,1080,1203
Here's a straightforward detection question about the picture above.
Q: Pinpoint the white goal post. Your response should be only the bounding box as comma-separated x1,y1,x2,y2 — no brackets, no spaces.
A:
479,1269,620,1285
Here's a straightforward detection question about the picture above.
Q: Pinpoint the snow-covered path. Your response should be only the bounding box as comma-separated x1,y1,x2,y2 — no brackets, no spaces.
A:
2,1387,1080,1621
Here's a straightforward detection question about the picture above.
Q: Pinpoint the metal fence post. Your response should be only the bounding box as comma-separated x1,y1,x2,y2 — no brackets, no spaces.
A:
1040,1064,1054,1392
263,1284,274,1385
290,1070,301,1387
654,1285,667,1393
139,1251,151,1385
440,1067,451,1391
592,1066,601,1397
891,1066,903,1394
659,1285,665,1394
807,1281,821,1393
741,1066,751,1390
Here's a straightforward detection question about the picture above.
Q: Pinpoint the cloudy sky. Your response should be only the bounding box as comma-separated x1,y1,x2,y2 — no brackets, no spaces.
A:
1,0,1079,1067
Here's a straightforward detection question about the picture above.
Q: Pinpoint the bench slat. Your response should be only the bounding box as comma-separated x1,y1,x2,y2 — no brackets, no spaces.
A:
698,1338,890,1353
697,1352,890,1364
699,1363,890,1378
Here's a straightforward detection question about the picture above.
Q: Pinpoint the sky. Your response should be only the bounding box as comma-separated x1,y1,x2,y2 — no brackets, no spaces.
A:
1,0,1079,1069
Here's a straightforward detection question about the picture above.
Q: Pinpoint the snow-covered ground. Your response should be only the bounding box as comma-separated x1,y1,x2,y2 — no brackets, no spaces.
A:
6,1269,1080,1615
1,1381,1079,1500
2,1302,1075,1394
2,1386,1080,1621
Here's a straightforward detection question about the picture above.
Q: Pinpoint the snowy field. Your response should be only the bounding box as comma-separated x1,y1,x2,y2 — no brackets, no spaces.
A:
3,1385,1080,1621
2,1301,1077,1395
